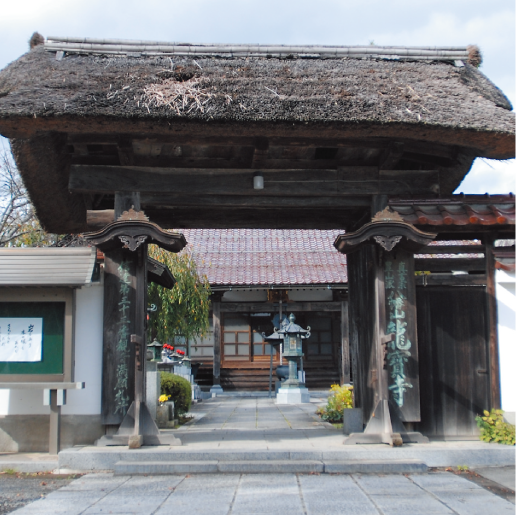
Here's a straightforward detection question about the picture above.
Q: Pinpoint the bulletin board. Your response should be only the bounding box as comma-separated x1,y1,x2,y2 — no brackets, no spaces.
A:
0,302,65,374
0,289,73,382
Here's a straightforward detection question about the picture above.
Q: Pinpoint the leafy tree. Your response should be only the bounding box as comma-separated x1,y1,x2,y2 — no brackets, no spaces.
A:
0,143,58,247
148,244,211,351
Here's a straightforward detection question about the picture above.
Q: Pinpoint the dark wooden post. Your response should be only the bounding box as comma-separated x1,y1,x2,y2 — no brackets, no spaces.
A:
371,195,388,218
101,192,141,430
341,300,350,384
335,211,434,445
211,292,224,393
101,249,137,427
87,207,185,446
484,235,501,410
115,191,140,215
383,249,421,423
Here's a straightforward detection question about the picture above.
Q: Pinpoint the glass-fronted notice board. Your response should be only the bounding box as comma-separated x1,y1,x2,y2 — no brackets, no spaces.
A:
0,302,65,374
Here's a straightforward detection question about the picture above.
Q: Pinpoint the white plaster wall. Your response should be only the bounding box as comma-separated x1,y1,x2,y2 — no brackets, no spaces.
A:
288,289,333,302
222,290,267,302
0,283,104,416
64,283,104,415
221,288,334,302
496,269,516,413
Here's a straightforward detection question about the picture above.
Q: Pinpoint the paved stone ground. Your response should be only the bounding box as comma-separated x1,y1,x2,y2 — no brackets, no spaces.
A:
0,473,77,515
7,471,515,515
169,394,343,449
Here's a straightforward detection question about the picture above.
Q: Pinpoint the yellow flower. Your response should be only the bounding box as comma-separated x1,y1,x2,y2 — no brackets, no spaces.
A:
158,394,170,404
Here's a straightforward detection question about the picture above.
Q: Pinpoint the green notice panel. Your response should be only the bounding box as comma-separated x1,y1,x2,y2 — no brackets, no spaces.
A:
0,302,65,374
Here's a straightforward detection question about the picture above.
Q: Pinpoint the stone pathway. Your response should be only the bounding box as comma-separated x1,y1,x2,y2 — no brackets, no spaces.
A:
170,395,344,450
10,471,515,515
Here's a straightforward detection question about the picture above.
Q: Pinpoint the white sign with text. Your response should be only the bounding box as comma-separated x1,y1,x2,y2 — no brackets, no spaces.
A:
0,318,43,362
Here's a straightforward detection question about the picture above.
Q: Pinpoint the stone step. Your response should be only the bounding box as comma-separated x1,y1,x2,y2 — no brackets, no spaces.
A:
114,459,428,475
59,444,516,472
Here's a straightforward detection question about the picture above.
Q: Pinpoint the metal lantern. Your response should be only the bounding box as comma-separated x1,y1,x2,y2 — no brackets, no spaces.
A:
267,313,310,388
147,338,163,361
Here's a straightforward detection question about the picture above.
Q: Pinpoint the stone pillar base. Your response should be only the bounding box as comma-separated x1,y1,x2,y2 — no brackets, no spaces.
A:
276,387,310,404
210,385,224,397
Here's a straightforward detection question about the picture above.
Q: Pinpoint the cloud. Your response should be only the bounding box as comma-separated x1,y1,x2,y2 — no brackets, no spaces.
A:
455,159,516,194
0,1,514,197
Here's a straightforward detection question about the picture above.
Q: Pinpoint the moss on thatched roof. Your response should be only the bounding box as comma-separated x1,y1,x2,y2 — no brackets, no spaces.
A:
0,41,513,158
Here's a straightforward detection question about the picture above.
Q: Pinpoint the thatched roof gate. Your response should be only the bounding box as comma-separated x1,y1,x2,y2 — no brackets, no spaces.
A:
0,37,513,233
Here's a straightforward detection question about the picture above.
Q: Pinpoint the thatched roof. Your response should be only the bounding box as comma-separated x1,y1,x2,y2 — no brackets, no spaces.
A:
0,39,513,158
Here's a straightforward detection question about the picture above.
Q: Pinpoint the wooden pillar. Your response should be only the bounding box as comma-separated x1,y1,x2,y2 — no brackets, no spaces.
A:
101,249,137,426
347,245,377,416
341,300,350,384
101,191,141,429
211,293,223,386
371,195,388,217
115,191,140,217
132,243,147,442
484,235,501,410
383,249,421,422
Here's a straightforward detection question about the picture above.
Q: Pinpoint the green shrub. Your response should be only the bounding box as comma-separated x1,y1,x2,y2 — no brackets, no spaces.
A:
316,384,353,423
160,373,192,416
476,409,515,446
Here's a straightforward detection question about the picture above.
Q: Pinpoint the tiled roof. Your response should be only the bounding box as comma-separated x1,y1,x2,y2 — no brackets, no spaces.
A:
180,229,347,286
389,195,515,226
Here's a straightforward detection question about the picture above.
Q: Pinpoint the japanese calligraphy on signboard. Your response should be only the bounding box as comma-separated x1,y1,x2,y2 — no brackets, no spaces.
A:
0,318,43,362
384,251,421,422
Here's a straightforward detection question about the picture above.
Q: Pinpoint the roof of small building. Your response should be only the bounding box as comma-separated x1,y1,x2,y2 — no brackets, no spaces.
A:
0,38,513,158
181,229,347,286
0,247,97,286
389,194,515,227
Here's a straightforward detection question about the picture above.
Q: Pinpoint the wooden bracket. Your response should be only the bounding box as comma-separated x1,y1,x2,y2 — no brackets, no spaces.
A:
130,334,143,371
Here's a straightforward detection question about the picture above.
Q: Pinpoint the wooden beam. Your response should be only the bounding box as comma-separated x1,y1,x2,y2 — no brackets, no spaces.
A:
414,258,485,272
415,274,487,286
140,194,371,208
220,301,342,313
65,134,460,157
419,245,485,255
379,143,404,170
69,165,439,196
484,237,501,410
87,209,115,228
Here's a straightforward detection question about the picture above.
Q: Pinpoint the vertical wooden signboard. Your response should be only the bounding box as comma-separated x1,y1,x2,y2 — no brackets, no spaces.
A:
102,249,136,425
383,249,420,422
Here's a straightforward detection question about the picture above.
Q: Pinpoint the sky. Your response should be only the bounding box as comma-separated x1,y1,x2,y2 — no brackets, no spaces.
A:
0,0,514,194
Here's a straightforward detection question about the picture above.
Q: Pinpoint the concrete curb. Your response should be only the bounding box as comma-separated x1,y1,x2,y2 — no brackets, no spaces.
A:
112,459,428,475
0,460,58,473
58,445,516,472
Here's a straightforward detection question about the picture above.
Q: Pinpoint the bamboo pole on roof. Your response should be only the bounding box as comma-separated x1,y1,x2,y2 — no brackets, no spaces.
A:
44,40,471,61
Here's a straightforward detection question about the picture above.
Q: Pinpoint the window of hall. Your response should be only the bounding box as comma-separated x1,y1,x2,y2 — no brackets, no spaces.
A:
222,314,278,361
305,315,338,358
222,315,250,359
190,319,214,357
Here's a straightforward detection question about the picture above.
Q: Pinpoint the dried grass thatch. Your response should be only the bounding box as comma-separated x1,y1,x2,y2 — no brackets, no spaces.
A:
29,32,44,50
143,77,214,115
0,44,513,158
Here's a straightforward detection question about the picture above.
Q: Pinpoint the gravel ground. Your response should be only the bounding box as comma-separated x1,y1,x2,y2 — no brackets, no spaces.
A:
0,472,81,514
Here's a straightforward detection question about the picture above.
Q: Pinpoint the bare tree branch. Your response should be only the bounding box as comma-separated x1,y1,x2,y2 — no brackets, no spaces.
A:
0,142,58,247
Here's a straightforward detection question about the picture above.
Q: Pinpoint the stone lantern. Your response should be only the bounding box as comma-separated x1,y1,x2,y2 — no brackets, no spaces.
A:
147,338,163,361
270,313,311,404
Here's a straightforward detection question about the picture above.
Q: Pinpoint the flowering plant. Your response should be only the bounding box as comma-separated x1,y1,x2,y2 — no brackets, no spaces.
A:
158,394,171,405
316,384,354,423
